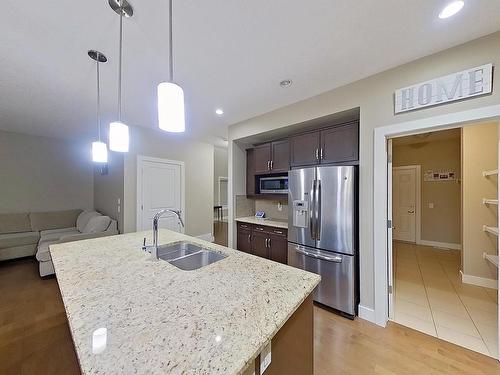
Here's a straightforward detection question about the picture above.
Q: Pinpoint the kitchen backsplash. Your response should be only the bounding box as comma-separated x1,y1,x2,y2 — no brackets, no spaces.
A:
235,195,255,218
255,199,288,220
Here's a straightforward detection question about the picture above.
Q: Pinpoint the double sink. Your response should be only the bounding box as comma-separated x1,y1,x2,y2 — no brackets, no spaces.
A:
155,241,227,271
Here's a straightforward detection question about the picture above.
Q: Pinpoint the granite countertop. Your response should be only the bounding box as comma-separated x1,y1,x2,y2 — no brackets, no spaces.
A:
50,229,319,375
235,216,288,229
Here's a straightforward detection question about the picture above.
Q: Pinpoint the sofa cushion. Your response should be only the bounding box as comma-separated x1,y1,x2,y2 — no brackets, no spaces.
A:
36,241,56,262
0,213,32,234
30,209,82,232
76,211,101,232
0,231,40,249
82,216,111,234
40,228,80,242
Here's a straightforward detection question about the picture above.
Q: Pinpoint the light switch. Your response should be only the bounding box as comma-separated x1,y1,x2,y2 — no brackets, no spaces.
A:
428,203,434,209
260,342,271,374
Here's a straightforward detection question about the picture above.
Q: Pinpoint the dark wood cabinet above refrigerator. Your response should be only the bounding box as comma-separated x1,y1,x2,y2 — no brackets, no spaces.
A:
290,121,359,167
245,120,358,197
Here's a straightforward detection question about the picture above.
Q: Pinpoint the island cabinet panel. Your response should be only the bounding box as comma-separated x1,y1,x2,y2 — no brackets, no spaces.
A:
290,132,320,167
237,224,253,254
255,295,314,375
254,144,272,174
270,140,290,173
246,149,256,196
320,122,359,163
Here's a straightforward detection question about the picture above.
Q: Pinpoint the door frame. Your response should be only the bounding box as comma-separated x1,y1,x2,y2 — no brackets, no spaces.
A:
392,165,421,244
136,155,186,233
373,104,500,328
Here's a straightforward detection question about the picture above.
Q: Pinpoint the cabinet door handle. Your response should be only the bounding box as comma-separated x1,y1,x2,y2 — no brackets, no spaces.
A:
267,160,270,170
274,230,283,235
248,234,251,243
315,149,319,160
320,148,324,160
270,160,273,170
268,238,271,248
255,227,264,231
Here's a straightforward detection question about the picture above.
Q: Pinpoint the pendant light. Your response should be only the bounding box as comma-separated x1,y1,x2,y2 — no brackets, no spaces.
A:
109,0,133,152
158,0,186,133
89,50,108,163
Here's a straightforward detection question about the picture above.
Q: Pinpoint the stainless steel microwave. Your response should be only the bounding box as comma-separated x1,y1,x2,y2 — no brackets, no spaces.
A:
259,176,289,194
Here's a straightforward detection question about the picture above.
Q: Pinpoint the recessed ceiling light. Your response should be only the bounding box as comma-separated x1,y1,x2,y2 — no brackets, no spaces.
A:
215,108,224,115
439,1,464,19
280,79,292,88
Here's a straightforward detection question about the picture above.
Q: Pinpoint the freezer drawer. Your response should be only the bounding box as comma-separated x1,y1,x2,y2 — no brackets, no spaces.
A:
288,243,356,315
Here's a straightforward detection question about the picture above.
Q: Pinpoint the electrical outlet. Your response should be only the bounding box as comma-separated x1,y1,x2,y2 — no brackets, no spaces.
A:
260,342,271,374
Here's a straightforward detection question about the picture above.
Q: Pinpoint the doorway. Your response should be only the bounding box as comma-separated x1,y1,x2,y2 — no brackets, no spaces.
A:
136,156,185,233
214,146,228,246
389,124,499,358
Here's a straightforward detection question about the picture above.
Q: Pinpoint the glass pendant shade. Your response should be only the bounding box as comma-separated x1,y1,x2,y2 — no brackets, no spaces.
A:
158,82,185,133
92,141,108,163
109,121,129,152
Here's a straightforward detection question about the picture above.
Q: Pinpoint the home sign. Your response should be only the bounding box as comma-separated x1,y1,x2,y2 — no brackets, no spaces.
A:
394,63,493,114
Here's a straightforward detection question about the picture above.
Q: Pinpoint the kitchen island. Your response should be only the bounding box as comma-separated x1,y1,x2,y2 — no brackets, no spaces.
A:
50,229,320,374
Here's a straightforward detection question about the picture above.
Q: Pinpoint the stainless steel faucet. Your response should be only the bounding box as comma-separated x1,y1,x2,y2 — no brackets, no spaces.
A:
142,209,185,260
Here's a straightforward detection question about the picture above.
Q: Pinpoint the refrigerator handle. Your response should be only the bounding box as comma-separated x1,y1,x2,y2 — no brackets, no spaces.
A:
309,179,316,240
316,179,321,240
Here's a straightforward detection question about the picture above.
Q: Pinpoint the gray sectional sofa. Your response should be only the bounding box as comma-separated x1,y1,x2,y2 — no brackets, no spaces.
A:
0,209,118,276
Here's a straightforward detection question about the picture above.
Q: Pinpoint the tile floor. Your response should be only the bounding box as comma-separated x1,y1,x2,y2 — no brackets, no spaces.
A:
393,241,499,358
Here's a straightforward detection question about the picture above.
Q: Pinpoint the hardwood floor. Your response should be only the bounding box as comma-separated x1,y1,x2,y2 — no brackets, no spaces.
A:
213,220,228,246
1,257,499,374
0,258,80,375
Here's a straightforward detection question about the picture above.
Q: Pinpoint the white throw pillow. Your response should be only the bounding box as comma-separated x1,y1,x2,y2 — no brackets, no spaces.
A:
76,211,101,232
82,216,111,234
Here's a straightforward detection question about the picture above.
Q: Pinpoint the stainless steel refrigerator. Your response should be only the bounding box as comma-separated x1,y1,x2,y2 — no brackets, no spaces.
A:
287,165,358,317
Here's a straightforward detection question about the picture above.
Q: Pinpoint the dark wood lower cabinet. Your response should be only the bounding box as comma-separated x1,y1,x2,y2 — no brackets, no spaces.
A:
236,222,288,264
251,231,269,259
236,227,252,254
268,234,287,264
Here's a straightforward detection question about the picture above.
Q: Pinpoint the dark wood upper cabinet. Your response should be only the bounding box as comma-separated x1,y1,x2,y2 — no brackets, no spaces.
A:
290,132,320,167
320,122,359,164
268,234,288,264
254,144,272,174
270,140,290,173
251,231,269,259
246,149,255,196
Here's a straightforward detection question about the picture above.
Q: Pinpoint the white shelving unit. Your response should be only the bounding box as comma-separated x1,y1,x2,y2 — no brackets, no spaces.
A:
483,253,499,268
483,198,499,205
483,225,499,236
483,168,499,269
483,169,499,177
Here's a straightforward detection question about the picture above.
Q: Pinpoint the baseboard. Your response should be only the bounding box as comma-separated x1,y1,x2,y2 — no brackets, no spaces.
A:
197,233,214,242
460,271,498,289
418,240,461,250
358,304,376,323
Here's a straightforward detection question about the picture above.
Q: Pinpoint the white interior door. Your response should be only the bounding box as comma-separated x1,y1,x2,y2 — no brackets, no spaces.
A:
393,167,417,243
138,157,184,233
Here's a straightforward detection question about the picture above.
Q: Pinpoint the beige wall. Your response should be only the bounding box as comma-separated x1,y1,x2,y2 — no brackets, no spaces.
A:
462,122,499,281
228,32,500,311
94,151,124,232
393,137,461,245
214,146,228,205
0,130,94,213
123,126,214,237
255,200,288,221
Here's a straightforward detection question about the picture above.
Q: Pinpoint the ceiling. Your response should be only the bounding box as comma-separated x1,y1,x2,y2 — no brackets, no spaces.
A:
2,1,500,147
392,128,461,147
